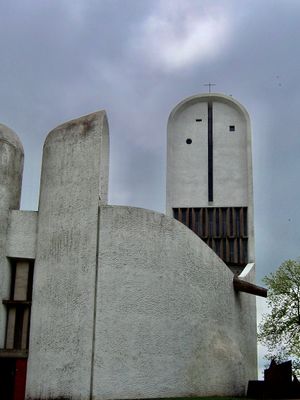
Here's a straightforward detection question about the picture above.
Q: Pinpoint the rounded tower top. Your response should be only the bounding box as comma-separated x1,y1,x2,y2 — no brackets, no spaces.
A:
0,123,24,153
168,92,250,125
43,110,107,149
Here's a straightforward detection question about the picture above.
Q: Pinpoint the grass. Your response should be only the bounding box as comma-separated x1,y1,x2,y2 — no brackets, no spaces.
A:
158,397,248,400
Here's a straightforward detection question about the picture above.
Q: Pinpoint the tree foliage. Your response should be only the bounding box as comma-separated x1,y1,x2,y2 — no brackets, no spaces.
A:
258,259,300,373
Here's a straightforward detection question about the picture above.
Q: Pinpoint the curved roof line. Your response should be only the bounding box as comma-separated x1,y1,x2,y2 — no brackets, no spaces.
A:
43,110,107,149
0,123,24,152
168,92,250,125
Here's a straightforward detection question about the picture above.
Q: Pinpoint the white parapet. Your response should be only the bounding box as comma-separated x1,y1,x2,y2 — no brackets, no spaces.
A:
6,210,38,259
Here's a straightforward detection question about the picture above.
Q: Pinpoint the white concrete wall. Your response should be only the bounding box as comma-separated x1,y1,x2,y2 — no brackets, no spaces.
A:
26,204,257,399
6,210,37,259
167,99,209,208
0,124,23,347
25,103,257,399
26,111,109,399
94,206,257,399
237,263,258,383
213,101,248,204
167,93,251,209
166,93,255,262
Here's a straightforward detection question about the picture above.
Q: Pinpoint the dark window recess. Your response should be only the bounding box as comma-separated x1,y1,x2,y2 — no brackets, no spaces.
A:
195,118,202,122
3,259,34,351
186,138,192,144
173,207,248,272
229,125,235,132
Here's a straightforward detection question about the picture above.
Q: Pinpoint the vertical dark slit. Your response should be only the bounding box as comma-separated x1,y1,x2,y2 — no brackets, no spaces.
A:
10,260,16,300
243,208,248,237
208,102,213,201
236,208,240,237
173,208,178,220
195,208,199,236
189,208,193,229
229,208,233,237
27,261,34,301
14,307,24,349
182,208,187,226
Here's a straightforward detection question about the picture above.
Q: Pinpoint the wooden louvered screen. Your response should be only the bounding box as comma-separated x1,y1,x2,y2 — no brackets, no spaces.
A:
173,207,248,271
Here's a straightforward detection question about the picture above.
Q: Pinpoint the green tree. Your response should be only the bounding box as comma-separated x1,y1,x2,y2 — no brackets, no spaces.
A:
258,259,300,374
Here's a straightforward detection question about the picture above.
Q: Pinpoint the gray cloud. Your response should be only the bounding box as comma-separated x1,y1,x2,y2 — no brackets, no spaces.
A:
0,0,299,283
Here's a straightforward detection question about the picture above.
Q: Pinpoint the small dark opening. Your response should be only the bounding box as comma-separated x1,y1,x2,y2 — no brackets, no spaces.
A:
195,119,202,122
229,125,235,132
186,138,192,144
14,307,24,349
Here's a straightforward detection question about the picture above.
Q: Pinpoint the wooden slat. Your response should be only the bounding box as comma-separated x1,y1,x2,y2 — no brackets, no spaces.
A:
178,208,182,224
2,300,31,306
21,308,30,350
191,208,196,233
0,349,28,359
173,206,248,267
185,207,189,227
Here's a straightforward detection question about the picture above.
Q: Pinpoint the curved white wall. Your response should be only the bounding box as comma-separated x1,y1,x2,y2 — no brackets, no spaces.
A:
27,205,257,399
94,206,257,399
0,124,23,347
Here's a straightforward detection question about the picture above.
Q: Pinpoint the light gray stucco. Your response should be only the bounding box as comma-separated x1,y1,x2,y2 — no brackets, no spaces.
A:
6,210,38,259
166,93,255,262
26,111,109,399
26,204,257,399
93,206,257,399
0,124,23,347
0,95,258,399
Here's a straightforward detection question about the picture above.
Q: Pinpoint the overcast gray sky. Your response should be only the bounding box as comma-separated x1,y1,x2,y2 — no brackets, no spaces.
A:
1,1,299,360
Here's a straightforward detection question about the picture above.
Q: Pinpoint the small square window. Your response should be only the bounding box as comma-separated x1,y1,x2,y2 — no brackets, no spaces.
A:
229,125,235,132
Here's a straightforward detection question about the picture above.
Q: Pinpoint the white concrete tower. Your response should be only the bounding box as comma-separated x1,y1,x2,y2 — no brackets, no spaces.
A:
0,125,24,347
26,111,109,399
166,93,254,274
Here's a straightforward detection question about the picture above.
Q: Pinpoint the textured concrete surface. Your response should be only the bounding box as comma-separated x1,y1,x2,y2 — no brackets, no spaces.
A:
6,210,37,259
26,111,109,399
166,93,255,262
93,206,257,399
5,101,257,399
26,202,257,399
0,124,23,347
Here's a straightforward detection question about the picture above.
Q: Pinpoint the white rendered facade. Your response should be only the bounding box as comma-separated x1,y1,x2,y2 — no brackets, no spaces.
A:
167,93,254,272
0,93,257,400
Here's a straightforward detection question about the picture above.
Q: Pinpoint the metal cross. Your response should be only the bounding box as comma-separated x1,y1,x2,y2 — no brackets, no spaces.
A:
204,83,216,93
